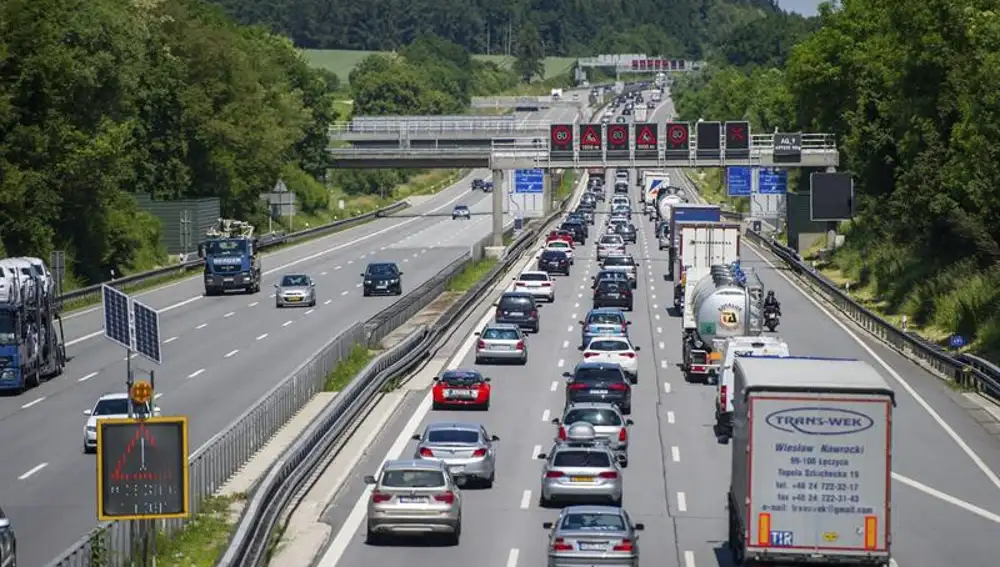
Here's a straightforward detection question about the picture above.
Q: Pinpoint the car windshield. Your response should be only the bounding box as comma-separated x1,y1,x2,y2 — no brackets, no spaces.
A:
541,251,567,260
367,264,397,276
565,408,623,426
426,430,480,444
204,239,246,257
574,367,625,382
281,275,309,286
589,339,628,351
548,242,569,248
519,273,548,282
588,313,624,325
455,206,468,210
482,327,519,340
560,512,627,531
553,451,612,467
600,236,623,245
440,371,482,385
597,281,626,292
381,469,446,488
93,399,149,416
604,257,631,267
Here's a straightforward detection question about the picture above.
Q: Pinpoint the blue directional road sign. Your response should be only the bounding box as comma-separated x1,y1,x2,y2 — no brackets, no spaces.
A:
727,167,752,197
949,335,967,349
515,169,544,194
758,168,788,195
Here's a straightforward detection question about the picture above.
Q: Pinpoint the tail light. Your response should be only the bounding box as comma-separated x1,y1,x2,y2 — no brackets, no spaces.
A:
530,310,538,318
558,426,567,440
545,471,565,478
583,352,599,358
720,385,728,410
371,491,391,503
552,538,573,551
434,491,455,504
620,324,627,332
515,340,526,350
609,383,629,391
471,448,487,457
419,447,434,457
620,352,636,358
541,282,552,287
568,383,588,390
613,539,635,552
495,309,501,319
619,427,628,442
477,340,486,350
622,289,632,296
598,471,619,479
515,281,525,287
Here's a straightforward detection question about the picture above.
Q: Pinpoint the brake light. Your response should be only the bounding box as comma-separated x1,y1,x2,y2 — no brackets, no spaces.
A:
477,340,486,349
515,281,525,287
545,471,565,478
612,539,635,552
419,447,434,457
530,310,538,318
598,471,619,479
720,385,728,410
371,491,391,503
609,383,629,391
558,426,567,440
515,340,526,350
471,448,487,457
541,282,552,287
552,538,573,551
619,427,628,442
620,352,636,358
434,491,455,504
620,324,627,332
622,289,632,296
583,352,599,358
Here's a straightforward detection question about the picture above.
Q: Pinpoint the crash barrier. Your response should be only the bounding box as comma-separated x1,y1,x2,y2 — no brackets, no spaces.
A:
57,201,411,305
46,193,579,567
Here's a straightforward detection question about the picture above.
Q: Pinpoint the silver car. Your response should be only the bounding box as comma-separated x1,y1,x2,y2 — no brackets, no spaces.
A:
475,323,528,365
657,223,671,250
543,505,644,567
412,421,499,487
601,255,638,288
274,274,316,307
553,403,633,466
364,459,462,545
537,423,623,507
597,235,626,260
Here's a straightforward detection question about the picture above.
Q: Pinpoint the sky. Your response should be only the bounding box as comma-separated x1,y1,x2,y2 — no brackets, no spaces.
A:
778,0,823,16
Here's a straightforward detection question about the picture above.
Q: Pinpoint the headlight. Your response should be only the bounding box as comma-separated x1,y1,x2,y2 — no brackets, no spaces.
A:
86,426,96,433
391,279,399,284
0,369,13,379
365,280,372,284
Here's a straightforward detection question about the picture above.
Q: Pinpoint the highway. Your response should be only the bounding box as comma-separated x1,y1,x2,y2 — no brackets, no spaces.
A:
312,92,1000,567
2,100,583,566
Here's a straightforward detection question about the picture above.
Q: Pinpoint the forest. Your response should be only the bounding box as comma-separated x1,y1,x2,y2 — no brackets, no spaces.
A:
672,0,1000,355
208,0,784,58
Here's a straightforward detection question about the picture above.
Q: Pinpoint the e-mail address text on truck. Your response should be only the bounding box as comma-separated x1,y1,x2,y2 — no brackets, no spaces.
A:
728,356,894,567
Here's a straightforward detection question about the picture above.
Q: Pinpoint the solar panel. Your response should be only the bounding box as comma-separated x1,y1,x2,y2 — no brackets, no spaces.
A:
133,300,162,364
102,285,132,350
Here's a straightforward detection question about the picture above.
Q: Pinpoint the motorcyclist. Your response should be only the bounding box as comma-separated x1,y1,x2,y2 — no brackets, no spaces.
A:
764,290,781,316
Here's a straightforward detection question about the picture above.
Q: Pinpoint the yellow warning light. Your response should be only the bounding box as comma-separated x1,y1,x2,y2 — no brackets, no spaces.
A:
130,380,153,405
709,351,722,361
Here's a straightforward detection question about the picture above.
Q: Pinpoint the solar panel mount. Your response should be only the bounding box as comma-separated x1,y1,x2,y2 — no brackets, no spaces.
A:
102,285,132,351
101,286,163,365
133,300,162,364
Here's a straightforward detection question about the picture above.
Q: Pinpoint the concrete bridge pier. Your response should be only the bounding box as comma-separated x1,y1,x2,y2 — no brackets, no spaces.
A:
486,169,506,258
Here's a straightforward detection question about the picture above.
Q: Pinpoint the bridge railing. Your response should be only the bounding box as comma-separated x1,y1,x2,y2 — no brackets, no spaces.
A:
470,96,582,108
328,120,554,136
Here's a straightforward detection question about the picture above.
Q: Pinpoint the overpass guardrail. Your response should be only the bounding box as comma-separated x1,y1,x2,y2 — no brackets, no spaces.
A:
328,119,555,136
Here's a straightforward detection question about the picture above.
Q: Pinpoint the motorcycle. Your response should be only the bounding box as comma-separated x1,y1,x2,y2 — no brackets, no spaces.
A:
764,308,780,332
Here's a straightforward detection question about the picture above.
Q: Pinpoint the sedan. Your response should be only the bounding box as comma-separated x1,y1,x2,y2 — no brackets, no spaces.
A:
543,506,644,566
537,439,623,507
596,235,626,260
475,323,528,365
602,255,638,288
364,459,462,545
544,241,574,264
617,224,637,244
432,369,491,410
513,271,555,302
579,308,631,348
274,274,316,308
538,250,571,275
593,279,633,311
583,337,640,383
563,362,632,414
452,205,471,220
412,421,499,488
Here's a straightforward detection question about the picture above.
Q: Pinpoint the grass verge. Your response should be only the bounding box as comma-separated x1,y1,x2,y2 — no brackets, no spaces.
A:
447,259,498,293
324,344,376,392
152,494,246,566
302,50,576,83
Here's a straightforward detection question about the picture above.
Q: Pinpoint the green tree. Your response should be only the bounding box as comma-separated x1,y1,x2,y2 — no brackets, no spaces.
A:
513,22,544,82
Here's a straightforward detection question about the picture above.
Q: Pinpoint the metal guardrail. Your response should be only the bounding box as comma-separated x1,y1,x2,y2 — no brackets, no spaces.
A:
57,201,410,306
328,120,554,136
471,96,582,108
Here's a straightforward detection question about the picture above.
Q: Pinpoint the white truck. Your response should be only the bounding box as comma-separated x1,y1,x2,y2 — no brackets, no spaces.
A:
550,88,563,99
640,171,670,206
713,336,790,442
633,106,648,122
728,356,894,567
674,221,741,312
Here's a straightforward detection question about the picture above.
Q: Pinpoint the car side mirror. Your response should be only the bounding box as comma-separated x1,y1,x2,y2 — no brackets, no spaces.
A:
273,283,279,288
432,376,440,381
363,475,377,485
398,272,404,275
626,419,634,426
360,273,366,278
562,372,571,378
310,282,315,287
0,518,9,529
536,453,547,459
551,418,560,424
491,435,500,441
627,321,632,325
634,346,641,351
197,244,205,258
411,434,421,440
578,320,585,325
473,331,480,336
542,521,554,529
634,523,645,530
491,302,498,307
83,409,92,416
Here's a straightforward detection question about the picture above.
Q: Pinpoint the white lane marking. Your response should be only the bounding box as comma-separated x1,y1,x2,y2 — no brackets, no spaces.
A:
893,472,1000,524
506,548,520,567
656,326,662,334
650,285,655,291
574,302,579,308
187,369,205,379
355,283,362,288
566,325,573,332
196,323,207,329
557,359,565,368
334,265,342,270
78,372,98,383
658,341,665,349
18,463,47,480
224,349,239,358
249,301,259,307
671,446,680,462
269,293,276,298
154,392,163,400
224,311,234,318
360,253,366,259
652,294,657,300
21,397,45,409
320,271,327,276
347,260,354,264
324,299,332,305
655,313,660,320
341,291,349,296
667,411,675,424
578,284,584,289
256,333,268,341
677,491,688,512
532,445,542,459
519,490,531,510
571,313,577,319
661,360,667,369
653,303,659,309
283,320,293,327
305,308,315,315
542,409,551,422
164,336,177,344
684,550,696,567
663,382,671,393
748,243,1000,493
562,340,569,348
403,258,408,262
550,381,558,392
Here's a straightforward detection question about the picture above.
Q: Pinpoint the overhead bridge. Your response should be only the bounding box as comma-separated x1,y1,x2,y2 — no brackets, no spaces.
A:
470,96,585,112
328,117,556,146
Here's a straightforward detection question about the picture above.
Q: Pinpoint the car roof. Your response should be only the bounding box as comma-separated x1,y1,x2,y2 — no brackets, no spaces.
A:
97,392,129,401
281,273,309,279
588,307,626,314
366,262,398,269
383,459,447,471
520,271,550,277
573,361,624,371
424,421,481,433
560,504,627,515
483,322,521,330
501,292,534,299
563,401,624,414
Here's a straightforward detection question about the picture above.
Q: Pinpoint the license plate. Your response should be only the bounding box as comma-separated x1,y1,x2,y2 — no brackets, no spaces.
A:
590,389,609,395
377,284,387,288
449,465,465,474
508,312,523,317
445,389,476,398
570,476,594,482
223,277,233,282
287,297,301,301
491,345,513,351
398,496,427,503
607,293,620,298
578,542,608,551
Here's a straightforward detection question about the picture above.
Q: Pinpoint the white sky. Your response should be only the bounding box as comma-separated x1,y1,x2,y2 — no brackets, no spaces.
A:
778,0,823,16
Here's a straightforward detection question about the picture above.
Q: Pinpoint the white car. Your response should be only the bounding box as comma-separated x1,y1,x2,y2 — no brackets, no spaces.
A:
513,271,555,302
583,336,640,383
610,196,629,208
83,392,161,453
544,241,574,263
597,234,626,260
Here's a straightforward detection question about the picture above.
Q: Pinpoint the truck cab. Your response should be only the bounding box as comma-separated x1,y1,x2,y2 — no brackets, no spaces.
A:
713,336,789,442
0,269,65,393
199,219,262,295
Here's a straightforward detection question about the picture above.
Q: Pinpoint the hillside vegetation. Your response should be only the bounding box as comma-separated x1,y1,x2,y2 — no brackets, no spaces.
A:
672,0,1000,357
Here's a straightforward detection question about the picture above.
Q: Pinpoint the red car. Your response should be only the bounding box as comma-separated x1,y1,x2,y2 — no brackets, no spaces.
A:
546,231,575,248
432,369,492,410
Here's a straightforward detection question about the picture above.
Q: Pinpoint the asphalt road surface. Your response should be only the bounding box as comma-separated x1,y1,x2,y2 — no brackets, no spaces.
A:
3,100,585,567
314,99,1000,566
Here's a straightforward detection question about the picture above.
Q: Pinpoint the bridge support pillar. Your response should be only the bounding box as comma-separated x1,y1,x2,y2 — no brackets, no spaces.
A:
545,171,555,216
491,169,505,247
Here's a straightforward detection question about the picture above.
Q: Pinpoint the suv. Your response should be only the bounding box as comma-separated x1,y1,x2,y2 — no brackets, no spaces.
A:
552,402,633,466
362,262,403,296
601,255,638,288
494,292,540,333
559,221,587,244
364,459,462,545
562,362,632,414
593,279,633,311
657,223,671,250
579,308,631,348
617,223,637,244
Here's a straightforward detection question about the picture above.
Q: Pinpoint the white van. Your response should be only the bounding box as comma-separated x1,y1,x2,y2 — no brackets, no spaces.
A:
714,335,789,442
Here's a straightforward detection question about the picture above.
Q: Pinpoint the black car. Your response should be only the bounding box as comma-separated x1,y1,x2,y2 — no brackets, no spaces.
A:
574,206,595,225
593,279,633,311
538,250,571,275
560,221,587,244
566,212,588,227
494,292,540,332
563,362,632,414
361,262,403,296
471,179,484,191
618,223,637,244
614,180,629,194
592,270,630,290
